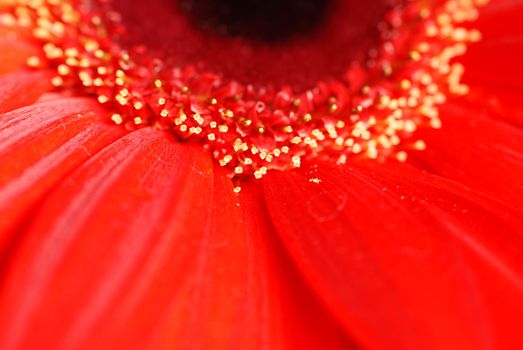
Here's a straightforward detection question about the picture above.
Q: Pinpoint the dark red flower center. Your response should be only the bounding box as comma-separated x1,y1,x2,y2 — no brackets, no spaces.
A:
111,0,389,90
178,0,332,42
0,0,485,186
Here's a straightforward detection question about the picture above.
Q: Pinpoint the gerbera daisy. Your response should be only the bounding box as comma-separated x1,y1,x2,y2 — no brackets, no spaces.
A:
0,0,522,349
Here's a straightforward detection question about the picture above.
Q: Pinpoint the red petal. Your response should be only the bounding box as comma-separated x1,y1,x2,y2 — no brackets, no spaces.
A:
412,101,523,210
0,38,38,76
0,98,124,238
0,128,349,349
0,70,52,114
262,160,523,350
239,184,356,349
462,0,523,88
460,87,523,128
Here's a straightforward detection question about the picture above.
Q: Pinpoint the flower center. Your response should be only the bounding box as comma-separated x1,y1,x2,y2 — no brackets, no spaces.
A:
110,0,389,89
178,0,332,42
0,0,486,187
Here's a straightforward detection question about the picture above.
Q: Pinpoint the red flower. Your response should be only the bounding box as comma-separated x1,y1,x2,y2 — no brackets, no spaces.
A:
0,0,522,349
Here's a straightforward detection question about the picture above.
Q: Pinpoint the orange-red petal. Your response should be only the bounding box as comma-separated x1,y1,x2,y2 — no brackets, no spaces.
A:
413,101,523,210
462,0,523,88
460,87,523,128
0,37,38,76
0,127,354,350
262,160,523,350
0,70,52,114
0,98,124,242
239,183,356,349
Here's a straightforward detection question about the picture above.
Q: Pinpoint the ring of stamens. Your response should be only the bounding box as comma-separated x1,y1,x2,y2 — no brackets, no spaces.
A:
0,0,487,188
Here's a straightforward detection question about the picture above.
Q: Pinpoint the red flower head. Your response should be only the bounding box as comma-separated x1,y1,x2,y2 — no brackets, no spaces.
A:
0,0,522,349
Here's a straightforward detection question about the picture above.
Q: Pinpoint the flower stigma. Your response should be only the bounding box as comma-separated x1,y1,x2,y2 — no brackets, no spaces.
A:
0,0,488,186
